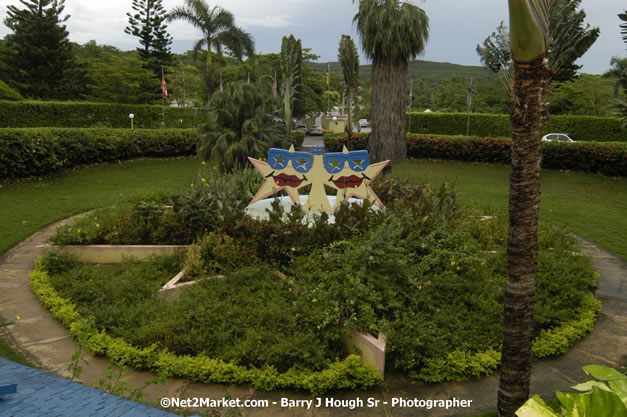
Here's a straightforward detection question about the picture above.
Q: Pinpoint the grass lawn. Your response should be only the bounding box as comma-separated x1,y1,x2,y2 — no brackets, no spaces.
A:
0,325,33,367
395,159,627,261
1,157,624,261
0,158,200,256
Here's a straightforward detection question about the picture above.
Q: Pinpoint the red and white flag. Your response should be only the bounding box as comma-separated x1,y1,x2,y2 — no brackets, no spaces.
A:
161,72,168,100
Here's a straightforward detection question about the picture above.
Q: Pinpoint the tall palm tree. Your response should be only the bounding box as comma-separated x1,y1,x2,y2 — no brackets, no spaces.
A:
498,1,552,416
338,34,359,148
353,0,429,166
167,0,254,102
280,35,302,141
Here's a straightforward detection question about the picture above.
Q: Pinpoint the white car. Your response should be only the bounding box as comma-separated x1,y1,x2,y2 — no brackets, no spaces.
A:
359,119,369,128
309,124,323,135
542,133,576,142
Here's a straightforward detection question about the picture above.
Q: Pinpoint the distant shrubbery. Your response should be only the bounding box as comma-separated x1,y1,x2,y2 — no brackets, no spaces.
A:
0,100,199,129
324,132,627,176
406,112,626,142
0,128,196,179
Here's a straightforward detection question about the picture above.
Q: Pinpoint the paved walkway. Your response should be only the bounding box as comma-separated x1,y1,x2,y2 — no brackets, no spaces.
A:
0,219,625,416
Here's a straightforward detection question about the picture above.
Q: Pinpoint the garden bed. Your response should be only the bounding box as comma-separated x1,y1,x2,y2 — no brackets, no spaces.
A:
34,167,602,392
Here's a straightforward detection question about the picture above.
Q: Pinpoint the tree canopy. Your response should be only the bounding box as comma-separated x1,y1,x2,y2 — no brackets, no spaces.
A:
125,0,173,77
477,0,599,82
2,0,78,99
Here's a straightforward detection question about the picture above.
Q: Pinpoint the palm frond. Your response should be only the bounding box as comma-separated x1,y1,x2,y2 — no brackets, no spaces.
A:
354,0,429,61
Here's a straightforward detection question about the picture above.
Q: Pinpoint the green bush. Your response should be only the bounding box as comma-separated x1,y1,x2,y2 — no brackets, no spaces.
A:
0,100,199,129
406,112,626,142
0,128,196,179
291,130,305,148
30,260,382,394
0,81,24,101
324,133,627,176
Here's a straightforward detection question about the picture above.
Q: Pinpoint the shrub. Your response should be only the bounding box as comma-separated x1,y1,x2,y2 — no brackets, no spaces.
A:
31,259,382,393
406,112,626,142
326,133,627,176
291,130,305,148
0,128,196,180
0,100,199,128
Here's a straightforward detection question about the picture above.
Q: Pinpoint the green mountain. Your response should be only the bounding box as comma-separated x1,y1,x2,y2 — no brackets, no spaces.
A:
309,59,499,88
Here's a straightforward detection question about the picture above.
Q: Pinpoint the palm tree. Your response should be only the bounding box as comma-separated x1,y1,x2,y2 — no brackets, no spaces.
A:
476,0,599,83
498,1,552,416
338,34,359,148
280,35,302,141
167,0,254,102
353,0,429,166
197,81,286,172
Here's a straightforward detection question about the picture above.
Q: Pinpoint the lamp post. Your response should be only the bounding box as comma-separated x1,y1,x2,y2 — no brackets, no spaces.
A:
129,113,134,129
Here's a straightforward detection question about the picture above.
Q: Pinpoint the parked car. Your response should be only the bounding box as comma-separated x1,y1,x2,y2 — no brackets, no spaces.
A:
295,124,308,132
309,124,323,135
359,119,369,128
542,133,576,142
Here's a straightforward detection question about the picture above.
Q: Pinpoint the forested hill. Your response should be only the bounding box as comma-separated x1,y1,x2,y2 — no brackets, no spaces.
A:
308,59,499,87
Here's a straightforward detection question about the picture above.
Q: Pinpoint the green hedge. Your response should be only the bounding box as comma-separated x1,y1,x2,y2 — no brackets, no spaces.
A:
0,128,197,180
0,100,200,129
406,112,626,142
323,133,627,176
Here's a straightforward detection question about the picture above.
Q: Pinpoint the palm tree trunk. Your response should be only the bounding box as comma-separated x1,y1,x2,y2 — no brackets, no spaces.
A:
497,56,548,417
369,56,407,165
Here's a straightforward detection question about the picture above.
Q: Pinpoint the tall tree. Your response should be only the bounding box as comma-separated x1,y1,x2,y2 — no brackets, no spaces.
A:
2,0,76,99
125,0,173,77
338,34,359,146
477,0,599,83
167,0,254,102
280,35,303,141
353,0,429,166
619,10,627,46
498,0,552,416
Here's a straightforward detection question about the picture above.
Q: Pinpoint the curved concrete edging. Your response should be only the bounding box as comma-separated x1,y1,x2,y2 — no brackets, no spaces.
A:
0,218,625,417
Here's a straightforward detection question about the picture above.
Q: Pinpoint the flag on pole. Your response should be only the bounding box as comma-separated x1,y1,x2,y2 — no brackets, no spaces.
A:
220,71,223,91
467,86,472,105
408,86,413,110
161,70,168,100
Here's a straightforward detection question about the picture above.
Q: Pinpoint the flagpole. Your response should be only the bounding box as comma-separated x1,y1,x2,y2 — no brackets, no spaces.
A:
326,62,330,115
408,79,413,133
161,66,165,128
466,77,473,136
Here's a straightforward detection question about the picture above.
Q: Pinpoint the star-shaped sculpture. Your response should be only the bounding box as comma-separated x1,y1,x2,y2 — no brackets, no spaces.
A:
248,145,311,207
324,146,388,209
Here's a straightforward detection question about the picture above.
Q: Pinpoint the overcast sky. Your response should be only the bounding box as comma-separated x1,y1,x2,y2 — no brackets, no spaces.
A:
0,0,625,75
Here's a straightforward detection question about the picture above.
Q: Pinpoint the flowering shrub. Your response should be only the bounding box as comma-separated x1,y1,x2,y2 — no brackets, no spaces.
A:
324,133,627,176
0,128,197,179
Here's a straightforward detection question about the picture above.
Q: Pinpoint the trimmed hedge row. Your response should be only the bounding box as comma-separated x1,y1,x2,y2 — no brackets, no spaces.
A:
406,112,626,142
0,100,200,129
323,133,627,176
0,128,197,179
